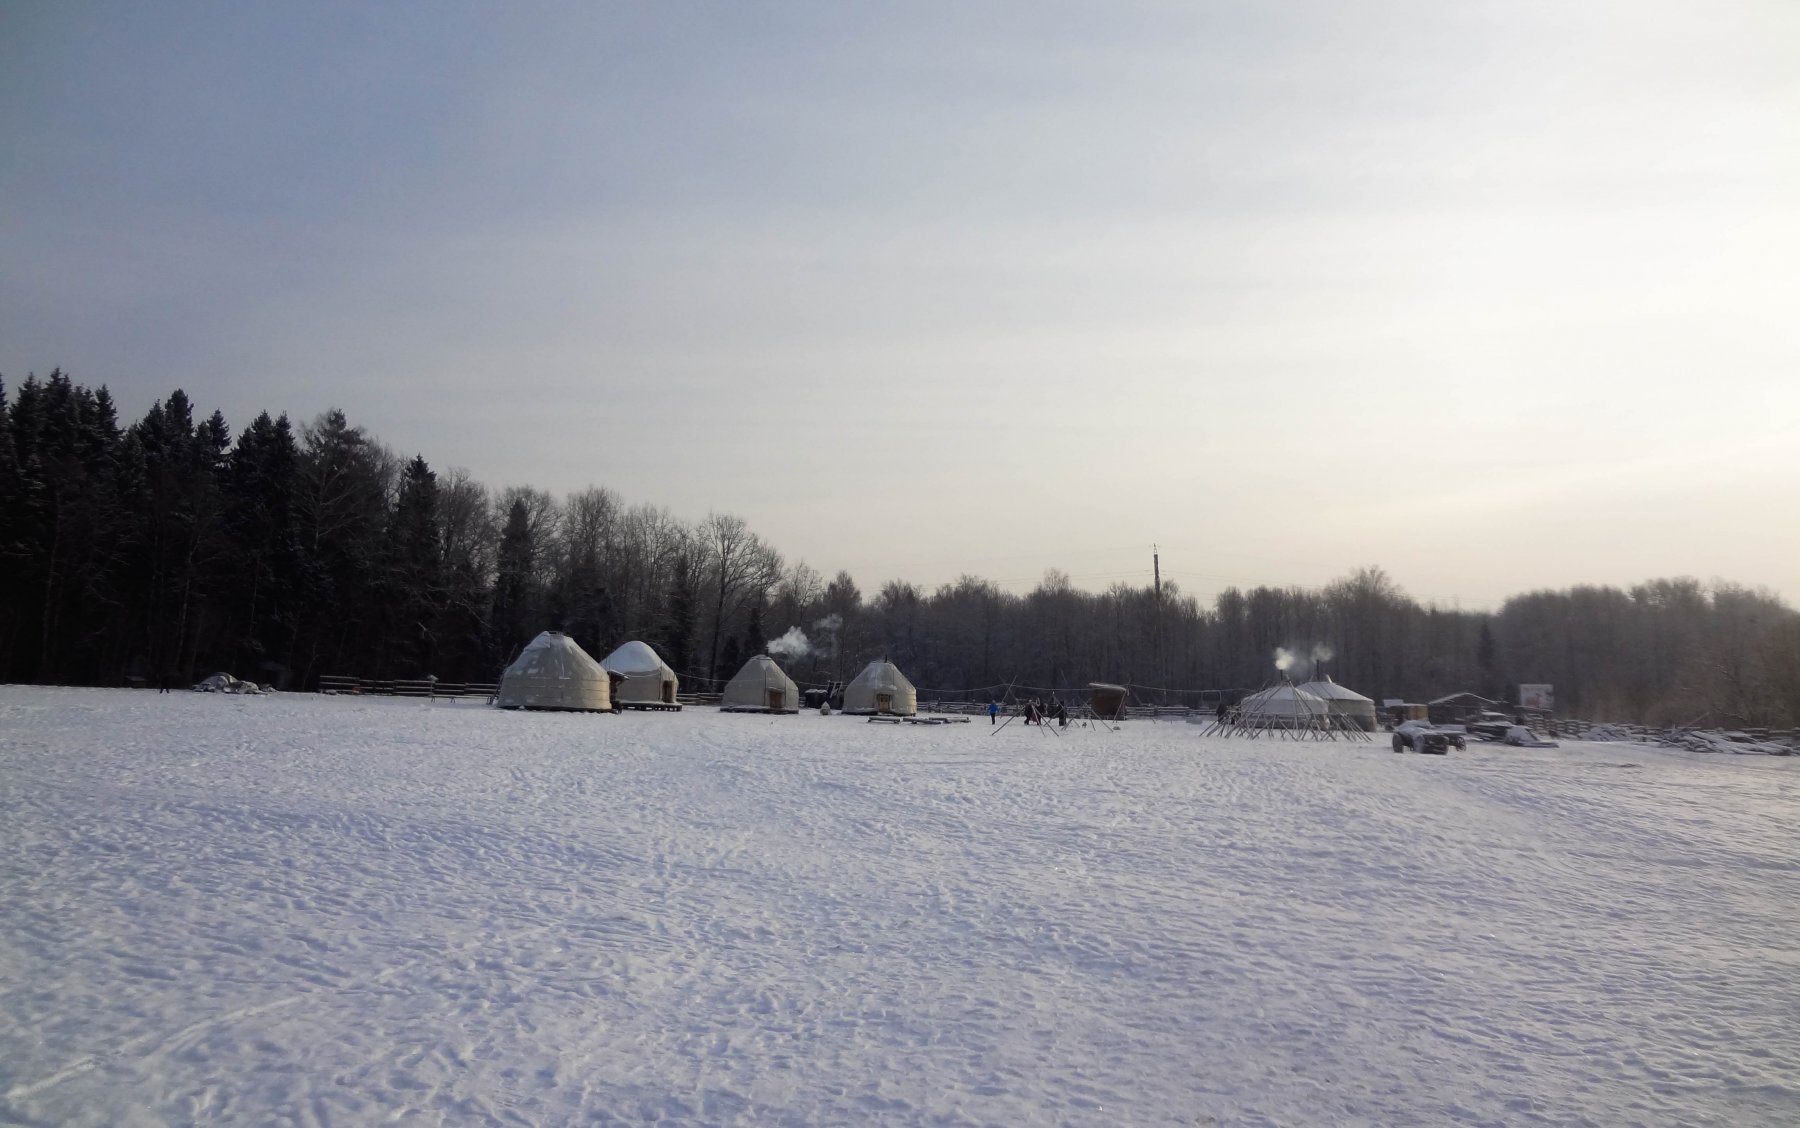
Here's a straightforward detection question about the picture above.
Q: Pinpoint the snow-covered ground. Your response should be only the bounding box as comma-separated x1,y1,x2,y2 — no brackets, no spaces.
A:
3,687,1797,1127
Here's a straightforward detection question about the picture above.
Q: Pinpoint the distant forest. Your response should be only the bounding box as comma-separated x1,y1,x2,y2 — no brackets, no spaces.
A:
4,371,1798,726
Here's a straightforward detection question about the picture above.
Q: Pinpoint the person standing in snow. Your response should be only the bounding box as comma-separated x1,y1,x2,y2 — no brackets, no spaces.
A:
987,699,999,724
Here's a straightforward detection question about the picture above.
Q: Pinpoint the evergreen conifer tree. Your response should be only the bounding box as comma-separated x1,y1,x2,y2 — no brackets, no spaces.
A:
492,497,536,658
387,455,444,674
746,601,766,658
226,412,301,683
665,554,697,681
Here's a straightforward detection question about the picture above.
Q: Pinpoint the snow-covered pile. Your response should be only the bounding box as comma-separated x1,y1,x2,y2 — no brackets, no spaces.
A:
1665,728,1795,756
193,673,267,694
1584,722,1636,742
4,687,1798,1126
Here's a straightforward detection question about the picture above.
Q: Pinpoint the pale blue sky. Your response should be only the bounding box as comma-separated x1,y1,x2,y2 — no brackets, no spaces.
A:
4,1,1796,607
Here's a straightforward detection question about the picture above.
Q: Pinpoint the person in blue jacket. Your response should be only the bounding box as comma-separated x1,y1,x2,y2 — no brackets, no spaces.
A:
987,699,1000,724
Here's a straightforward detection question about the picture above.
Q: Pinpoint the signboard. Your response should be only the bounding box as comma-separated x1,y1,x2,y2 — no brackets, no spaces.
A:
1519,684,1554,712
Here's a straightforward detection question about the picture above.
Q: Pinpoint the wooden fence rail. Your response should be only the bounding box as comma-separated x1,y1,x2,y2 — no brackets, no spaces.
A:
1552,717,1796,754
318,676,497,700
1554,717,1798,740
919,700,1200,720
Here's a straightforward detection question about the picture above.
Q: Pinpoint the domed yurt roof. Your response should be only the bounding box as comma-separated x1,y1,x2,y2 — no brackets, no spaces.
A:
496,631,611,712
841,659,917,716
1296,675,1373,703
1238,683,1330,717
1295,675,1378,731
600,640,680,707
601,640,672,675
721,654,800,713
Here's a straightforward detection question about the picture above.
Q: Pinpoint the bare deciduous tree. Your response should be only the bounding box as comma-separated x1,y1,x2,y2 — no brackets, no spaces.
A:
697,513,784,686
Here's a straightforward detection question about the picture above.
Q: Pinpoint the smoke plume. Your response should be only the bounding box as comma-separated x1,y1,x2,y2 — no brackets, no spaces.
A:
1273,643,1335,681
767,627,812,659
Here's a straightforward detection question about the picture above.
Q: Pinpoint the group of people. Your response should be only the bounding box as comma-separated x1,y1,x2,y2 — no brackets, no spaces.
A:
985,697,1068,727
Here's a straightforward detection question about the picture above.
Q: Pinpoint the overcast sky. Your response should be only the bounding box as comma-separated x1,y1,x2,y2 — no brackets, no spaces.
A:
4,1,1796,608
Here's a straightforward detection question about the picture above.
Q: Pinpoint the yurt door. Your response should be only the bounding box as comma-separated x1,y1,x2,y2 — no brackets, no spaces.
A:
767,689,784,711
876,692,893,713
662,680,675,704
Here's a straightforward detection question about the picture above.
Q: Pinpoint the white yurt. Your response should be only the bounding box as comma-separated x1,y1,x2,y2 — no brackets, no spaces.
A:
1235,682,1330,728
600,640,681,710
496,631,612,712
841,659,917,716
1296,675,1379,732
720,654,801,714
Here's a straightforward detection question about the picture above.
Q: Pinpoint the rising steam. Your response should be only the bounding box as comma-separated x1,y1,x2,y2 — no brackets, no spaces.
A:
767,627,812,659
1273,643,1336,680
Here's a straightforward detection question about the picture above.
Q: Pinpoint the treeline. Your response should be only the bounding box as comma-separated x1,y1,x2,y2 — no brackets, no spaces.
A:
4,372,1798,726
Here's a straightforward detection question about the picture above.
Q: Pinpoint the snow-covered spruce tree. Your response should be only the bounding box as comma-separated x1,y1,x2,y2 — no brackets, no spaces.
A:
746,600,766,659
431,468,495,682
664,551,698,683
293,409,395,687
491,497,536,658
223,411,302,685
383,455,445,677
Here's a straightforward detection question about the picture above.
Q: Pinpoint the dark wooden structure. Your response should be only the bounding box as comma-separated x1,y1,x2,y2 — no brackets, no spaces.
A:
1089,683,1129,721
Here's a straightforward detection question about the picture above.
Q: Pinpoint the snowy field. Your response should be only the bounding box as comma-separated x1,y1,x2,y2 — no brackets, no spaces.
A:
3,687,1798,1128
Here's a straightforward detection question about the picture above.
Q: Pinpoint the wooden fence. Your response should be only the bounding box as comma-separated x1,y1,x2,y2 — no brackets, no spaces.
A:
1554,717,1797,753
317,676,725,708
919,700,1200,720
318,675,497,700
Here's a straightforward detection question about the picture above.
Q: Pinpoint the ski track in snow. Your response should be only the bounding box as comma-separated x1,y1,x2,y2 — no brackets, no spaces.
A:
1,686,1797,1127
